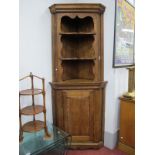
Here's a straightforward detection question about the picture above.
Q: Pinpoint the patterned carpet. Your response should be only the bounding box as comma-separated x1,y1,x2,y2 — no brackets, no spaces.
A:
67,147,127,155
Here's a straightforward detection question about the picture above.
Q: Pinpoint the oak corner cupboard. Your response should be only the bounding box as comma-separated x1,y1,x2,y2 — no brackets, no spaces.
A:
49,3,107,149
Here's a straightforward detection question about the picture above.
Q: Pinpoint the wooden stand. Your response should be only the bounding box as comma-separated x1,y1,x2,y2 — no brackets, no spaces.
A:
49,4,107,148
19,72,51,141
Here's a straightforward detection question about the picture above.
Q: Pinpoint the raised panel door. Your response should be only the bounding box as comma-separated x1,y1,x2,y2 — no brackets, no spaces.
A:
62,90,94,142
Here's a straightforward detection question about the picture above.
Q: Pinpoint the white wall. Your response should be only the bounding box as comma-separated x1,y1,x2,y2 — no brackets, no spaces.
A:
19,0,52,123
20,0,128,149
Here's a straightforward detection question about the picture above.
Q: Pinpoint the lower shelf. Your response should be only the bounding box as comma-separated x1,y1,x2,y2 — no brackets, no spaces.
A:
22,120,44,133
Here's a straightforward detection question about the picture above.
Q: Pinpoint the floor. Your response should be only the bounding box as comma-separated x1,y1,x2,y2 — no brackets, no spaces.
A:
67,147,128,155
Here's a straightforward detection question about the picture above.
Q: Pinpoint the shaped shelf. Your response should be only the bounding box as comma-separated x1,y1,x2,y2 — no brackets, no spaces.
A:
22,120,44,133
21,105,44,115
19,88,43,95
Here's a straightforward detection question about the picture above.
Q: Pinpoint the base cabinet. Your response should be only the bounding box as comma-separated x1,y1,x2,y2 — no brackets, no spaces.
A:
51,82,106,148
118,97,135,155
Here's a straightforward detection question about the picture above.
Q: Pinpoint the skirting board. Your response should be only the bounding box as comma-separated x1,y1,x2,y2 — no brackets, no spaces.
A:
70,141,103,149
104,130,119,149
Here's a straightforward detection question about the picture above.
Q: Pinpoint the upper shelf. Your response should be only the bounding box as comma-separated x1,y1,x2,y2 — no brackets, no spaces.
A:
19,88,43,95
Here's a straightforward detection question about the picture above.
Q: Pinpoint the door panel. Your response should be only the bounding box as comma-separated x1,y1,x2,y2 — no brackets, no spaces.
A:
62,90,94,142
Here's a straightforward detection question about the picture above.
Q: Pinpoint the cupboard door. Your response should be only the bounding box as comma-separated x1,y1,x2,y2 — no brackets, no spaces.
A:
62,90,94,142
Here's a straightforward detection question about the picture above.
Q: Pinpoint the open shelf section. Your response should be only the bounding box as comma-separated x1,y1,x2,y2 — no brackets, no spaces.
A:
61,16,94,32
61,35,95,58
21,105,44,115
22,120,44,133
19,89,43,95
62,60,95,81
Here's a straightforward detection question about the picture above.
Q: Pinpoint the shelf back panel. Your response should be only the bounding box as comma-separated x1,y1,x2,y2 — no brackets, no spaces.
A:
61,60,95,81
61,35,95,58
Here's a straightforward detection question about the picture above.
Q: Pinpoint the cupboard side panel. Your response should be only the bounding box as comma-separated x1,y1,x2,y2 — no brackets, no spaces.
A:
93,89,103,142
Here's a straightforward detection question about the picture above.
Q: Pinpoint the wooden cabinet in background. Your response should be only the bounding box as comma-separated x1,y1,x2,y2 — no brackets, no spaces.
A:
49,3,107,149
118,97,135,155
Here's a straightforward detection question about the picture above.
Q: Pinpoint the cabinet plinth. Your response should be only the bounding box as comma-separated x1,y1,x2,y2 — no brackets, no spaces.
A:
49,3,107,148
